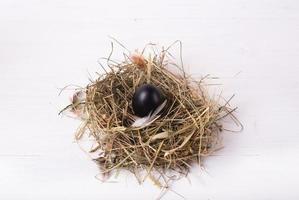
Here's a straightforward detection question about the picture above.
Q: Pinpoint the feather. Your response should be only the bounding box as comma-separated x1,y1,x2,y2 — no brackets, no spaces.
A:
132,100,167,128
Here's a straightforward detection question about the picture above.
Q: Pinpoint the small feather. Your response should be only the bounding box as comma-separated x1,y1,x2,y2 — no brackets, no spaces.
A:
132,100,167,128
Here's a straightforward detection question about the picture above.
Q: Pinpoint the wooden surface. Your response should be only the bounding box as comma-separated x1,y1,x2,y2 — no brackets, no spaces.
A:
1,0,299,199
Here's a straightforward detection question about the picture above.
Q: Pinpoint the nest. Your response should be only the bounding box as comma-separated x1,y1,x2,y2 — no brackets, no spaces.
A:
63,43,239,188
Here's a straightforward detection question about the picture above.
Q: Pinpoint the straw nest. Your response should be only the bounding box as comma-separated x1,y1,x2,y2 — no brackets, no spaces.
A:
62,43,239,187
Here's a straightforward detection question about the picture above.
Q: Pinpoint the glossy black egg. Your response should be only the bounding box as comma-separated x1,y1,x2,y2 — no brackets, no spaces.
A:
132,84,164,117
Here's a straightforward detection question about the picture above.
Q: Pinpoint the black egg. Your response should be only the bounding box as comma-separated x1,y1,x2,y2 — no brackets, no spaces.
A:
132,84,164,117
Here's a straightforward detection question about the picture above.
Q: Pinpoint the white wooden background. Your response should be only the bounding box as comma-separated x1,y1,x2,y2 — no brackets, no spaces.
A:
1,0,299,199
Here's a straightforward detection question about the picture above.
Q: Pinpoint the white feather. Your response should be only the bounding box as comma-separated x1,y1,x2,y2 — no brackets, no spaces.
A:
132,100,167,128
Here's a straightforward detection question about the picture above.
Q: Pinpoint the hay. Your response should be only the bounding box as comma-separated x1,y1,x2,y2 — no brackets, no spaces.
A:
62,42,239,187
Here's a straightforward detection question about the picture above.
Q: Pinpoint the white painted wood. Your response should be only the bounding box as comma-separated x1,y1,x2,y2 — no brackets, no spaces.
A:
1,0,299,199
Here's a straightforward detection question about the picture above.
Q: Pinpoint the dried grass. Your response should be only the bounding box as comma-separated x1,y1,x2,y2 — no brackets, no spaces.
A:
62,42,240,188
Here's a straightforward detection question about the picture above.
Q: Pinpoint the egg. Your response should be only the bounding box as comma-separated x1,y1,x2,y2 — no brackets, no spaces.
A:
132,84,165,117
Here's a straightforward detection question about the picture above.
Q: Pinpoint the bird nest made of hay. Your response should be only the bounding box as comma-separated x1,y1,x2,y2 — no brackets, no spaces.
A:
61,42,239,188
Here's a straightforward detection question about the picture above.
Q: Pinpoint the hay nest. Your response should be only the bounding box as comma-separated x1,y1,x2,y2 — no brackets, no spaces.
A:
62,43,239,187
